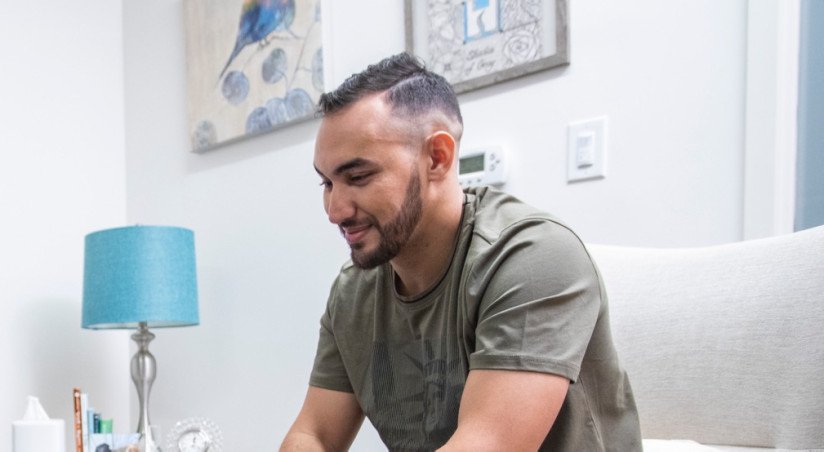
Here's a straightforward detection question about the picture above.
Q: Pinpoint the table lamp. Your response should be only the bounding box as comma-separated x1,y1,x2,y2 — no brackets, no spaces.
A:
82,225,199,451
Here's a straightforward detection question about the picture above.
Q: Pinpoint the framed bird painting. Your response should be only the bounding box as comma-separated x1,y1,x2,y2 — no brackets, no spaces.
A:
405,0,568,94
183,0,324,152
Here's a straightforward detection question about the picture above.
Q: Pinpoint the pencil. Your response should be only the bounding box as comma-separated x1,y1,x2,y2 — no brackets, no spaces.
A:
73,387,83,452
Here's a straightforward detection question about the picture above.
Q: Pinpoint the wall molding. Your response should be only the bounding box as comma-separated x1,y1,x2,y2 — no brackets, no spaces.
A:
743,0,800,239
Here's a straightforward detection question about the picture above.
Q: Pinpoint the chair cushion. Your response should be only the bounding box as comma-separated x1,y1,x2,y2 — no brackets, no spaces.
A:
587,226,824,449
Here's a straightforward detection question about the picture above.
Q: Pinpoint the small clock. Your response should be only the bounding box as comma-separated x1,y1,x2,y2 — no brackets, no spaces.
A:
163,417,222,452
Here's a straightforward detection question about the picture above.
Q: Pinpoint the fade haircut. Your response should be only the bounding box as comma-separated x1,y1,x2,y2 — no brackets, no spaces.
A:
318,52,463,128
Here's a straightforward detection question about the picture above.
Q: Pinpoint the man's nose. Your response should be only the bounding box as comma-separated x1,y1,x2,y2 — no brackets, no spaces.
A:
325,186,355,225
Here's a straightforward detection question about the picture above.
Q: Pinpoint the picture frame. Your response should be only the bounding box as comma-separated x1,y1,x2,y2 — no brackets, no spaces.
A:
182,0,325,152
405,0,569,94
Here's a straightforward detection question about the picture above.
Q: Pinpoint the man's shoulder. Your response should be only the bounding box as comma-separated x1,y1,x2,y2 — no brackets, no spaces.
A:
467,187,578,245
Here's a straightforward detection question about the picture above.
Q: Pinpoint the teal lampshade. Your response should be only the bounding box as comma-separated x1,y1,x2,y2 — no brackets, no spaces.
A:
82,225,199,329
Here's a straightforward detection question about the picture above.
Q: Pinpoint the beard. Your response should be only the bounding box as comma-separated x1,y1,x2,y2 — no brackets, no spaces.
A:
348,171,423,269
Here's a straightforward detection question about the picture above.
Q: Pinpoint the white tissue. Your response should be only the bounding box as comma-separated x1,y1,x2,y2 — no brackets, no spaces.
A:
12,396,65,452
22,396,51,420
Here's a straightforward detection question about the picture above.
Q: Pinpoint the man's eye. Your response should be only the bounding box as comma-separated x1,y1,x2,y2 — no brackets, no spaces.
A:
319,180,332,189
348,173,372,184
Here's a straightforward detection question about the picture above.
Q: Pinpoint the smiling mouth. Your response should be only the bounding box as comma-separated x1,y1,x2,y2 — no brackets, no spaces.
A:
341,224,371,245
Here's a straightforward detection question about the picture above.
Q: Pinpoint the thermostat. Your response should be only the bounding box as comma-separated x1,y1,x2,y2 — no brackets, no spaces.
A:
458,146,506,188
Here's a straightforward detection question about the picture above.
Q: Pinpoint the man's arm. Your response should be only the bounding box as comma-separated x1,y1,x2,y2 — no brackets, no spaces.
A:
438,369,569,451
280,386,365,451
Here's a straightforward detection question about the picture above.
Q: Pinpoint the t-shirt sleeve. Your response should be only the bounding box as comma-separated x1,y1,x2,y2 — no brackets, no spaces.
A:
308,277,355,393
468,219,602,382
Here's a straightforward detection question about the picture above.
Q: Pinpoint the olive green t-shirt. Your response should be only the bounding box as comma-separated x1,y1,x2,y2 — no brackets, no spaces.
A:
310,187,641,451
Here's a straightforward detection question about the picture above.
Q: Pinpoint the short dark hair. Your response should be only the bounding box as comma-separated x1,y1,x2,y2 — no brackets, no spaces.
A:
318,52,463,126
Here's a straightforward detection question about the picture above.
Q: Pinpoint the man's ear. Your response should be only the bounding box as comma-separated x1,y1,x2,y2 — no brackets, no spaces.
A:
425,131,457,181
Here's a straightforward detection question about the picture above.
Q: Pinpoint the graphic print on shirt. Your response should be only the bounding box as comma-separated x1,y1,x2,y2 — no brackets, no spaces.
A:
368,337,466,450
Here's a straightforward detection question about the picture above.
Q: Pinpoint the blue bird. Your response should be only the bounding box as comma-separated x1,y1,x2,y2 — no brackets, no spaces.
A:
219,0,296,81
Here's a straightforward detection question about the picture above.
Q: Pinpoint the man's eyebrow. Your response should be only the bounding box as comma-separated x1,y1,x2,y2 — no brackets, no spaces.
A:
315,158,378,178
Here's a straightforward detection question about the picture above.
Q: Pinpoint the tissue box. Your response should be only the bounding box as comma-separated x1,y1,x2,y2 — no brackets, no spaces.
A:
12,419,66,452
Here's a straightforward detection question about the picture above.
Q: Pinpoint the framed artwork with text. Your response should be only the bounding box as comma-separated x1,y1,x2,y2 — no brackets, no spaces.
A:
405,0,568,94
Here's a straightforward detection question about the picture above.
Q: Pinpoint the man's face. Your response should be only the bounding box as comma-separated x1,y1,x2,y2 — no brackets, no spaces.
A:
314,95,424,269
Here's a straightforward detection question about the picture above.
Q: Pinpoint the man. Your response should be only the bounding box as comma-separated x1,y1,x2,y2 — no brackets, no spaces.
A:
281,52,641,451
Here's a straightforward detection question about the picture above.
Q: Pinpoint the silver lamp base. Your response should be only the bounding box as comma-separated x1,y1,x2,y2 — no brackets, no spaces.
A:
132,322,160,452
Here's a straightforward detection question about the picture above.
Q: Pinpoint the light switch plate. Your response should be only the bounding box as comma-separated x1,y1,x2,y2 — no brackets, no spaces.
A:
567,117,607,182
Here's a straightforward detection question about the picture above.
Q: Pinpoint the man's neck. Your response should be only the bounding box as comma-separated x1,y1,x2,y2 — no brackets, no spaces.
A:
391,187,465,298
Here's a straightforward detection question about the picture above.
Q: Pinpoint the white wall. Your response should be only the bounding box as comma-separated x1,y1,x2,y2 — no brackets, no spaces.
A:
0,0,131,448
463,1,747,246
122,0,747,449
